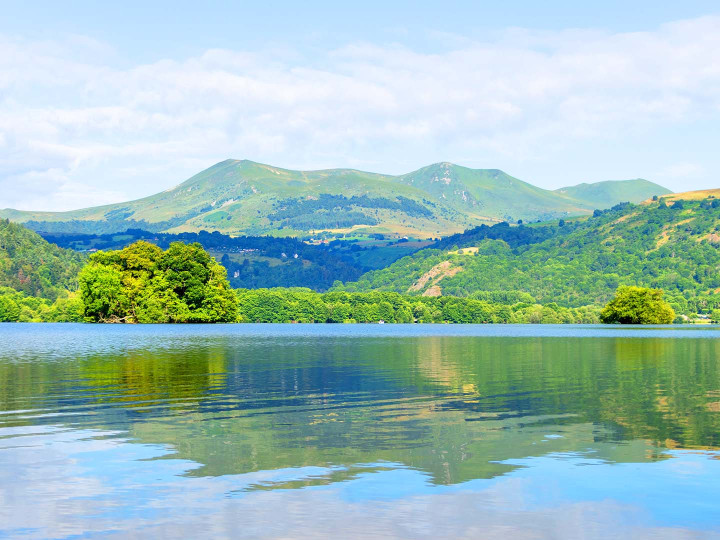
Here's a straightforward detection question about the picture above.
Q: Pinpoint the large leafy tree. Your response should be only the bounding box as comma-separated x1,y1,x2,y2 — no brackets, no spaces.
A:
600,286,675,324
79,241,237,323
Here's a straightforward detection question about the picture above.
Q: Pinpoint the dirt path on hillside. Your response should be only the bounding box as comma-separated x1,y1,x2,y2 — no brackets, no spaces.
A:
408,260,463,296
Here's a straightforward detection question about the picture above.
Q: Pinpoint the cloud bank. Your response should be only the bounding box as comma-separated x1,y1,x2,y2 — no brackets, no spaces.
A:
1,16,719,210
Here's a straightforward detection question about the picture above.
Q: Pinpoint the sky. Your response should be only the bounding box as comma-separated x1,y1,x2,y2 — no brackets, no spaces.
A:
1,0,720,211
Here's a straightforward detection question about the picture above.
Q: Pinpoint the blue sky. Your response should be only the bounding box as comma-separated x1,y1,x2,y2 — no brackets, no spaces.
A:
1,1,719,210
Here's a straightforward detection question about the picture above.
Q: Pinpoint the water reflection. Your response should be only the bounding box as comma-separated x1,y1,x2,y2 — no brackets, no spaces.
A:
2,426,718,539
1,324,719,538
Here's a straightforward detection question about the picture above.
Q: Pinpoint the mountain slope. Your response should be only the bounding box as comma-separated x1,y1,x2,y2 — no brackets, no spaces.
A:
0,160,669,238
555,179,671,208
656,189,720,203
0,219,85,299
395,163,592,222
339,193,720,314
1,160,465,237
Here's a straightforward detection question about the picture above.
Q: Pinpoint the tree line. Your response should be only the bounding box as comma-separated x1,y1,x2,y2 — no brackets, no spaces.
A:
235,288,601,323
0,239,679,325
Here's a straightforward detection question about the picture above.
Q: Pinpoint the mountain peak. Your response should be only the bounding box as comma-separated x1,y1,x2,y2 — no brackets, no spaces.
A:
0,159,667,238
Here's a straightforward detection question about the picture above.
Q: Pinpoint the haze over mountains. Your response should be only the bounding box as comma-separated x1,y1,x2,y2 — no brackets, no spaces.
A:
554,179,669,211
1,160,670,238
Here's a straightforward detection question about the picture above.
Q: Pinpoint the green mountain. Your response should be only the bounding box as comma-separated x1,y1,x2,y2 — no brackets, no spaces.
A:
395,162,592,223
554,178,671,208
0,160,668,239
339,191,720,315
0,219,85,300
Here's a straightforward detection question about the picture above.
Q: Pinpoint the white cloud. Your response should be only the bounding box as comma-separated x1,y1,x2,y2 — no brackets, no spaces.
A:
657,162,707,182
1,16,720,210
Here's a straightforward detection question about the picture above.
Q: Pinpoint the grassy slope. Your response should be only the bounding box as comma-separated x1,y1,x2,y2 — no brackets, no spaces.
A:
1,160,465,237
396,163,594,222
555,179,671,208
340,193,720,309
0,159,671,238
656,188,720,202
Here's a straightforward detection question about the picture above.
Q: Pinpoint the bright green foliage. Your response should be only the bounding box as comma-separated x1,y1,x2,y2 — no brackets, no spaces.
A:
0,219,85,300
0,287,83,322
341,199,720,313
600,286,675,324
235,288,600,324
47,292,85,322
79,241,237,323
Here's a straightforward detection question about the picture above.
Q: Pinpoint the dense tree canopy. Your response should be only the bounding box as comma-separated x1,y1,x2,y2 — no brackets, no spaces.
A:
236,288,600,324
0,219,85,300
79,241,237,323
38,228,406,291
0,287,83,322
600,286,675,324
340,199,720,315
5,198,720,324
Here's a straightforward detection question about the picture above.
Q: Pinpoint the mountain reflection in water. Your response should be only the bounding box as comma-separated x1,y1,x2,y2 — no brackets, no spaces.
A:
1,324,719,539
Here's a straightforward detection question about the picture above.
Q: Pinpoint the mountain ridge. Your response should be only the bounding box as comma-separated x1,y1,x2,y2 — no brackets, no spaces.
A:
555,178,671,209
1,159,671,238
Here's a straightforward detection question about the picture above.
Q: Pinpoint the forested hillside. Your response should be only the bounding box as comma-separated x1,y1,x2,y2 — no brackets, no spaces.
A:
339,192,720,315
38,228,426,291
0,219,85,300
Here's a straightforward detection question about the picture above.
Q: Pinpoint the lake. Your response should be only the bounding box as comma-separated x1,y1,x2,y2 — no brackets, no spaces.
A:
1,323,719,539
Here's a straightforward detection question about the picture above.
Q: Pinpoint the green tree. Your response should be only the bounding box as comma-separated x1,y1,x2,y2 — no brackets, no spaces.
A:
46,292,85,322
78,241,237,323
600,286,675,324
0,294,21,322
78,263,129,322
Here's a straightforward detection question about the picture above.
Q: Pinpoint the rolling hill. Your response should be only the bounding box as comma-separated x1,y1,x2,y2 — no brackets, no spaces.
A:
555,179,671,208
1,160,670,239
339,192,720,315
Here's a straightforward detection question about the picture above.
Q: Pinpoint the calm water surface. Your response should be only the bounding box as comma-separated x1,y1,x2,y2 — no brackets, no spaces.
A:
1,323,720,539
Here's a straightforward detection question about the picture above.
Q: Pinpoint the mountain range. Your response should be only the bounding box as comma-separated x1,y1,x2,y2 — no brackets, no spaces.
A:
1,160,670,238
3,185,720,320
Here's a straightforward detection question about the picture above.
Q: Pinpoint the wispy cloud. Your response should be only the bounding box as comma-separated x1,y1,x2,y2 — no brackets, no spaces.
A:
1,16,719,210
